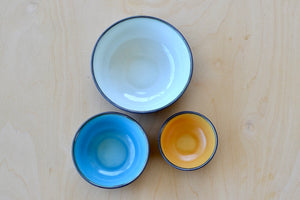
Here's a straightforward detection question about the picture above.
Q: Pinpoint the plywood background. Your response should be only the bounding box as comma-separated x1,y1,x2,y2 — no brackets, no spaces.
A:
0,0,299,199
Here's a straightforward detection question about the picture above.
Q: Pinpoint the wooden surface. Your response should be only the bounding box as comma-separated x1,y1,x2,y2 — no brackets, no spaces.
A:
0,0,299,199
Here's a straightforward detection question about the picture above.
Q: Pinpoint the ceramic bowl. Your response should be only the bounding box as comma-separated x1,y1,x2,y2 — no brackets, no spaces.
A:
91,16,193,113
159,111,218,170
72,112,149,188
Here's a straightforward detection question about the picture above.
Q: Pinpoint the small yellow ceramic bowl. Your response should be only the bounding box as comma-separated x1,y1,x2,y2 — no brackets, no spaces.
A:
159,111,218,170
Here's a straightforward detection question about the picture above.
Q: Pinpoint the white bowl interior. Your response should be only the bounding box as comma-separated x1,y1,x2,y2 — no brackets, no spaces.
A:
92,17,192,112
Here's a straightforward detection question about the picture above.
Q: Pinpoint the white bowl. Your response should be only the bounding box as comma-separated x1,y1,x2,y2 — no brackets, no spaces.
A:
92,16,193,113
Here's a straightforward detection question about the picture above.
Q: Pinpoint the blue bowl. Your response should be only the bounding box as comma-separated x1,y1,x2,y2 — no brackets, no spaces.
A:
72,112,149,188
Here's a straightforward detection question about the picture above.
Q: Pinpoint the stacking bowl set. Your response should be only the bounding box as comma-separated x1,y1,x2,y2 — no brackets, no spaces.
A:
72,16,218,189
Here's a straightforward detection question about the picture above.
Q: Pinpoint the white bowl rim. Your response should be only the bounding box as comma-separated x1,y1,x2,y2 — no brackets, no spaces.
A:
91,15,193,113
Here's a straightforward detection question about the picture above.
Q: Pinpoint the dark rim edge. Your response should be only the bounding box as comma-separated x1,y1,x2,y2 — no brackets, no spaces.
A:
72,112,150,189
91,15,193,114
158,111,218,171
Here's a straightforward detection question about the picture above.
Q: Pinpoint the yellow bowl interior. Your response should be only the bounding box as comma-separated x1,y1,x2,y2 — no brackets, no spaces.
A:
160,113,217,169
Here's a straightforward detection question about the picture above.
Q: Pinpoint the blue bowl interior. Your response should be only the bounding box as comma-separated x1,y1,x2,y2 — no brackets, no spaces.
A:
73,113,149,188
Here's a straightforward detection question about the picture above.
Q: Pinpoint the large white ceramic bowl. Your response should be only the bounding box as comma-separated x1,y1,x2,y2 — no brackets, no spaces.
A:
92,16,193,113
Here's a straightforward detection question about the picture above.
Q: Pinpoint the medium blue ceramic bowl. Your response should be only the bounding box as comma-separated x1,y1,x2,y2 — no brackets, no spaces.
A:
72,112,149,188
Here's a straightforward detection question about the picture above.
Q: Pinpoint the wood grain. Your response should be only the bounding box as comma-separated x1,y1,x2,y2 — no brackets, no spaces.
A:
0,0,299,199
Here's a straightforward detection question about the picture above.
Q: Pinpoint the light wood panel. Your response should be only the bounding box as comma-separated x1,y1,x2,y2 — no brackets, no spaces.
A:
0,0,299,199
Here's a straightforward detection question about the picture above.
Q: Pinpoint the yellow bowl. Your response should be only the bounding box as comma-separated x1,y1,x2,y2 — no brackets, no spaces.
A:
159,111,218,170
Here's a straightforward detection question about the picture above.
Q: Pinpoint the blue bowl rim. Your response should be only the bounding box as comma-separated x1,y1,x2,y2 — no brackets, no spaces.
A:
72,112,150,189
91,15,194,114
158,111,218,171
